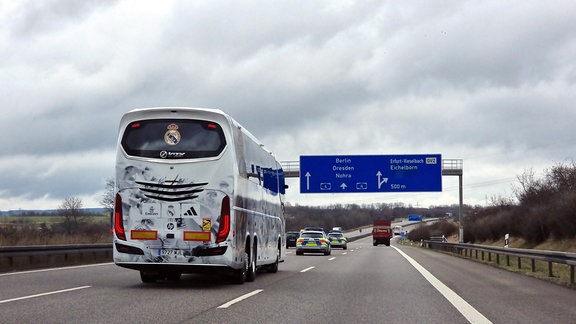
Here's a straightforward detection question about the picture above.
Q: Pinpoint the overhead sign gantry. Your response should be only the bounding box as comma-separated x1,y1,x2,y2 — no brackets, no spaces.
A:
299,154,442,193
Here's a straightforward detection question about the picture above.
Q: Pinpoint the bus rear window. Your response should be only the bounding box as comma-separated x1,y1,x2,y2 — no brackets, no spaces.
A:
121,119,226,159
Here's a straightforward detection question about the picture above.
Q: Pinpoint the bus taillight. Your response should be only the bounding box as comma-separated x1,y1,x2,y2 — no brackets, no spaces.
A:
114,193,126,241
215,195,230,244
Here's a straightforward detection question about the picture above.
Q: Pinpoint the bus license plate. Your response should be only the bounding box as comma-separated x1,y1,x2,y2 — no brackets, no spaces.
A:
161,249,184,256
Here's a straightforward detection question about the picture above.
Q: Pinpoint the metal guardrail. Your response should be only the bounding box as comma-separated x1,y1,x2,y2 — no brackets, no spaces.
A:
429,236,448,242
422,241,576,285
0,243,112,256
0,244,112,272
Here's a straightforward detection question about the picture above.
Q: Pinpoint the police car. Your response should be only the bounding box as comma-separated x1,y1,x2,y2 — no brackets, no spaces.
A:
328,231,347,249
296,230,331,255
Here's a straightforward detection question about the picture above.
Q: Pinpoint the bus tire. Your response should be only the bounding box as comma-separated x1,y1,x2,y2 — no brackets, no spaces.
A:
247,245,257,282
234,252,249,284
267,244,280,273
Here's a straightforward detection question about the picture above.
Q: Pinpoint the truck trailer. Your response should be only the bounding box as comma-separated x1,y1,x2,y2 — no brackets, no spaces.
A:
372,220,392,246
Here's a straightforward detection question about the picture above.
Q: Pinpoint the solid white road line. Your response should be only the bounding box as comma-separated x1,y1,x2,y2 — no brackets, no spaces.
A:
217,289,264,309
0,286,92,304
392,246,492,324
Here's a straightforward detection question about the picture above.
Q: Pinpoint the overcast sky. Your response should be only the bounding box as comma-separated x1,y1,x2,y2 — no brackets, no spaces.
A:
1,0,575,211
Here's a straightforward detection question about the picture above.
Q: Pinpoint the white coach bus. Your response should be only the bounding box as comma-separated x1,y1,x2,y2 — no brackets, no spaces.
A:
113,107,287,284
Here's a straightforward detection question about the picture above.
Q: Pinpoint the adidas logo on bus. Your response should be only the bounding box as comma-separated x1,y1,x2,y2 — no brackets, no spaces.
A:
184,207,198,216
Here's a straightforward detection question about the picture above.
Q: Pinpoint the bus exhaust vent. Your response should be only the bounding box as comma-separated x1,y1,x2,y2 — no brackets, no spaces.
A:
135,180,208,202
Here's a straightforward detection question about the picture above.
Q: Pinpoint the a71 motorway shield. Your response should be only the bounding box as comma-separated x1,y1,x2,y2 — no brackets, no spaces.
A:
299,154,442,193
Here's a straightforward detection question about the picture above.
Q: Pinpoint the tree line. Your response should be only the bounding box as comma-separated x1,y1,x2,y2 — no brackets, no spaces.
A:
463,161,576,245
284,202,457,232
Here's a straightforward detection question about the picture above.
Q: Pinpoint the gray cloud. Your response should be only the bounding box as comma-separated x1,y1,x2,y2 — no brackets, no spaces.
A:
7,0,119,37
1,0,575,210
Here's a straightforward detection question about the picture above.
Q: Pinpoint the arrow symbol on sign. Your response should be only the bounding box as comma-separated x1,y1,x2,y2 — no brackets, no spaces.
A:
340,183,347,190
376,171,388,189
305,172,311,190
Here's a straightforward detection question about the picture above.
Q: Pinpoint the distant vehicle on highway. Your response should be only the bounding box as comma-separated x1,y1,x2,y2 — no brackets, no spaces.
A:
372,220,392,246
302,226,326,235
328,231,347,249
286,231,300,248
296,230,331,255
393,225,403,236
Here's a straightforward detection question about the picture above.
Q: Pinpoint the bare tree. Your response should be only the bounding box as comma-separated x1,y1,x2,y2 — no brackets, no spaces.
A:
488,194,515,207
513,168,549,205
59,196,83,234
545,161,576,193
100,178,115,226
100,178,115,210
513,168,536,200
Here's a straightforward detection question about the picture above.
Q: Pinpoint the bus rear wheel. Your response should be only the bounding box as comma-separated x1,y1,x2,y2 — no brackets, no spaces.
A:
247,246,256,282
233,252,249,284
266,244,280,273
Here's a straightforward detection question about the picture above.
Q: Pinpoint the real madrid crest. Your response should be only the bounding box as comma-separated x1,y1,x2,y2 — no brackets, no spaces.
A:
164,124,181,146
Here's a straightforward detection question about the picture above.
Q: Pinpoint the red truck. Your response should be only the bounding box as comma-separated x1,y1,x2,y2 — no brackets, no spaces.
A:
372,220,392,246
